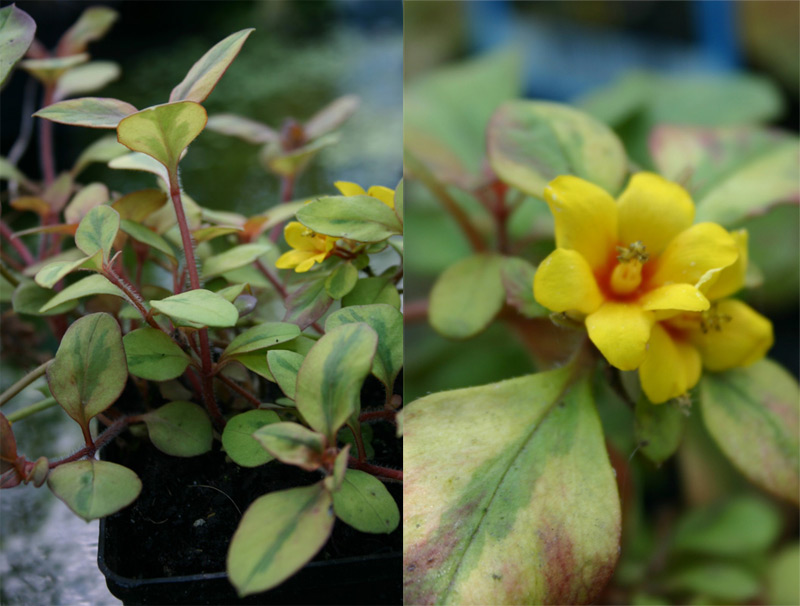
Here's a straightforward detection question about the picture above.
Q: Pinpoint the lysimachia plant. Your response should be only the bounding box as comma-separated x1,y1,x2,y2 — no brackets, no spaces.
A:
402,52,798,604
0,5,402,597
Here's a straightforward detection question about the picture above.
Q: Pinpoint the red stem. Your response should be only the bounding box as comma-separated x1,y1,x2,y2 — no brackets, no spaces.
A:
347,457,402,482
359,409,396,423
1,220,35,265
404,299,428,323
215,372,260,408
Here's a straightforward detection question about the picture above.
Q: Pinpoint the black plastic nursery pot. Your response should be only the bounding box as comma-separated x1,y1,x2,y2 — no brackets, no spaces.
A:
96,393,402,605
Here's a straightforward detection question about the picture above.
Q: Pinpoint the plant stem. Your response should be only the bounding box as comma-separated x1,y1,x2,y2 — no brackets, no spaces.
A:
404,299,428,323
6,397,58,423
0,220,35,265
103,263,162,332
39,84,56,187
167,170,223,429
405,152,486,252
0,360,51,407
359,409,396,424
215,373,260,408
347,457,402,482
0,263,20,287
255,259,288,299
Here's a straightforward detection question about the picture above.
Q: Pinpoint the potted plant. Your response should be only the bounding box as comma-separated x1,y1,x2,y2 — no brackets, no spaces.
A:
0,5,403,603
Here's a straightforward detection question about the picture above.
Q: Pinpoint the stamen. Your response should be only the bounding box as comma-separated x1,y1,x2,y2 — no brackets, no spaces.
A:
610,241,648,296
700,304,732,333
616,240,649,263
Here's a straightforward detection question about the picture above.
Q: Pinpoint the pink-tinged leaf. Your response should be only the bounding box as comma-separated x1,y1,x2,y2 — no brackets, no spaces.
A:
304,95,360,140
701,359,799,505
0,4,36,88
206,113,278,144
20,54,88,85
283,277,334,331
650,125,800,227
0,413,18,474
54,61,121,102
169,29,254,104
47,313,128,430
64,182,109,224
404,370,621,605
111,188,167,222
55,6,118,56
34,97,138,129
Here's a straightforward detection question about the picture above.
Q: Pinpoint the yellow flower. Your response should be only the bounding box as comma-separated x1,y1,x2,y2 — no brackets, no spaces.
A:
639,230,773,403
275,221,337,273
534,172,741,394
334,181,395,209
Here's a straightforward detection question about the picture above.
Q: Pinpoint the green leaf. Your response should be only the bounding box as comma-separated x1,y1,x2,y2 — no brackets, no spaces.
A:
232,351,273,381
227,483,334,597
324,445,350,493
222,322,300,358
333,469,399,533
40,274,123,313
169,29,254,104
12,280,78,316
142,401,212,457
767,544,800,606
0,4,36,88
72,135,129,176
56,6,118,55
75,205,119,262
260,134,339,177
202,243,272,279
47,460,140,521
634,397,685,464
206,113,278,144
123,327,191,381
666,563,760,602
252,422,325,471
47,313,127,429
304,94,360,140
341,276,400,309
34,254,92,289
267,350,305,400
672,495,782,556
221,410,280,467
116,101,207,172
119,219,175,260
64,182,110,224
487,100,627,198
295,323,378,441
296,195,402,243
21,54,88,85
651,125,800,227
150,289,239,328
283,277,334,331
34,97,138,129
325,304,402,392
394,178,403,223
701,359,799,504
404,370,621,605
324,262,358,299
54,61,120,101
111,188,167,222
429,253,505,339
501,257,549,319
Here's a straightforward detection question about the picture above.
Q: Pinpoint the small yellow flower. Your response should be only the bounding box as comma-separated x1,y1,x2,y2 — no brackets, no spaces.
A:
334,181,395,209
534,172,744,400
639,230,773,403
275,221,337,273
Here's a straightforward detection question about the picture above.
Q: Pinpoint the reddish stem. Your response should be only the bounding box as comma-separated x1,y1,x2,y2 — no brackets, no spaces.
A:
215,372,260,409
0,220,35,265
404,299,428,323
39,85,56,187
347,457,402,482
359,409,396,423
255,259,288,299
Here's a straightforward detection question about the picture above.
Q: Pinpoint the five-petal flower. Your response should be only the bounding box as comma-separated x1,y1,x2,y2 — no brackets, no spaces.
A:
334,181,395,209
275,221,337,273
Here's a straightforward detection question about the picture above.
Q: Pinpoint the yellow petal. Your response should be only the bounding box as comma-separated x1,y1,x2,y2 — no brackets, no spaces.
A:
586,302,653,370
544,175,618,271
650,222,739,287
284,221,318,252
617,172,695,257
295,256,319,273
276,249,315,270
639,323,702,404
334,181,366,197
367,185,395,209
703,229,748,300
690,299,774,371
533,248,603,315
640,284,710,312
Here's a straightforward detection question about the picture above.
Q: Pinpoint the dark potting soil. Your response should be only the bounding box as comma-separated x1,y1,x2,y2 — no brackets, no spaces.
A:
100,376,401,588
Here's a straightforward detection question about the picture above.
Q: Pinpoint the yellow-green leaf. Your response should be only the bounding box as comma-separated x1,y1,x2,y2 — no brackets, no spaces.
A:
333,469,399,533
227,483,334,597
252,422,325,471
404,370,621,605
221,322,300,358
47,460,140,522
34,97,137,128
75,204,119,262
295,323,378,441
143,401,212,457
150,289,239,328
46,313,127,429
54,61,120,101
123,327,191,381
296,195,402,243
169,29,254,103
116,101,207,172
40,274,123,313
266,350,304,400
202,243,272,279
0,4,36,88
55,6,118,55
221,410,280,468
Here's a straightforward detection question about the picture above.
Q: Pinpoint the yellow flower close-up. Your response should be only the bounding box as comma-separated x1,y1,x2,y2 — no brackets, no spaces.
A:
334,181,395,209
533,172,773,403
275,221,337,273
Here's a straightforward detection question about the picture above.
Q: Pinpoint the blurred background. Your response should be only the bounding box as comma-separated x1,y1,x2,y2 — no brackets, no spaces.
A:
0,2,401,604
